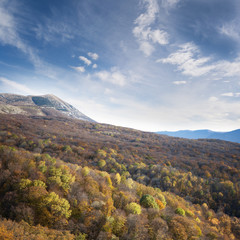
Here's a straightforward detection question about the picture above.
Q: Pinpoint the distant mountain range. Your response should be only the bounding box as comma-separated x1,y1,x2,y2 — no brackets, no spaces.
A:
0,93,95,122
157,129,240,143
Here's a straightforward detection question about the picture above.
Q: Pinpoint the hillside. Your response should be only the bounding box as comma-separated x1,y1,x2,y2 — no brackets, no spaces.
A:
157,129,240,143
0,113,240,239
0,93,94,122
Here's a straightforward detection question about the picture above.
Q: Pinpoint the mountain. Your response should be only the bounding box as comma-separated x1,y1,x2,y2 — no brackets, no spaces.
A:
157,129,240,143
0,93,95,122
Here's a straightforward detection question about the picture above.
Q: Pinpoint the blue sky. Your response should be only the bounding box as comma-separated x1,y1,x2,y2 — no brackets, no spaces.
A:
0,0,240,131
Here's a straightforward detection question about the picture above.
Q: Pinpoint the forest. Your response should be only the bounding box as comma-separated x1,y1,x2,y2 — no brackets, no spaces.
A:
0,113,240,239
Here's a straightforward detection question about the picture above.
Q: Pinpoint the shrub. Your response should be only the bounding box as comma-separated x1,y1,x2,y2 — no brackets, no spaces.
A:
140,195,159,209
98,159,106,168
125,202,141,215
207,232,218,239
19,179,32,190
114,173,121,185
185,209,194,218
175,208,185,216
75,233,87,240
156,193,167,207
82,167,90,177
155,199,165,210
169,219,187,240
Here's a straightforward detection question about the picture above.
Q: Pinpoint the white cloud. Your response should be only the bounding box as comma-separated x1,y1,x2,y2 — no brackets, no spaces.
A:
139,41,155,56
149,29,169,45
215,59,240,77
209,96,218,102
0,0,54,77
0,1,21,48
35,22,74,43
133,0,169,56
221,92,234,97
71,66,85,73
92,64,97,69
79,56,92,66
221,92,240,97
218,20,240,41
0,77,37,95
162,0,180,8
96,68,127,87
88,52,99,60
159,41,240,79
135,0,159,27
173,81,187,85
158,43,215,77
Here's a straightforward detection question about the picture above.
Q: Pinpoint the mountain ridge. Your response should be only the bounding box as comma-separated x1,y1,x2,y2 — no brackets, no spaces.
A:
0,93,95,122
157,129,240,143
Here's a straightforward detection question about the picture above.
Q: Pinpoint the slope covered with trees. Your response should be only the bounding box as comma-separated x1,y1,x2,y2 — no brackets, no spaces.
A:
0,113,240,239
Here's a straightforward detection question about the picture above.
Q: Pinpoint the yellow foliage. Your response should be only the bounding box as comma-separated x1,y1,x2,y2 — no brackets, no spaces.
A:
210,218,219,226
155,199,165,210
0,224,14,240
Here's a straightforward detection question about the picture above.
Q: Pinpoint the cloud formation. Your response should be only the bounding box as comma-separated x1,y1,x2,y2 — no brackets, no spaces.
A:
0,0,42,67
173,81,187,85
159,42,240,78
218,19,240,41
79,56,92,66
88,52,99,60
158,43,215,77
221,92,240,97
96,68,127,87
71,66,85,73
133,0,169,56
0,77,37,95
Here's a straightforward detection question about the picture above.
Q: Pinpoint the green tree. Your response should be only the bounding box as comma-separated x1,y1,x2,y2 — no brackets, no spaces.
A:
98,159,106,168
125,202,141,215
175,208,185,216
140,194,159,209
41,192,72,219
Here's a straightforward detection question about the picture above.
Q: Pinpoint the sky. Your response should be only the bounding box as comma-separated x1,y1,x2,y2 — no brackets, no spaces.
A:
0,0,240,132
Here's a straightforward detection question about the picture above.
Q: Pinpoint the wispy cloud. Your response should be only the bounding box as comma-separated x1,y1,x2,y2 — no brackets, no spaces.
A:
218,20,240,42
79,56,92,66
88,52,99,60
158,43,215,77
133,0,169,56
216,59,240,77
162,0,181,8
71,66,85,73
209,96,218,102
173,81,187,85
0,1,22,49
159,41,240,78
35,23,74,43
96,68,127,86
0,0,41,67
92,64,97,69
0,0,59,80
221,92,240,97
0,77,38,95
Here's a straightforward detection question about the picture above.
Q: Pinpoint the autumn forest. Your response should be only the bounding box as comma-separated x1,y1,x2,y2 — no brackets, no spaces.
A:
0,113,240,239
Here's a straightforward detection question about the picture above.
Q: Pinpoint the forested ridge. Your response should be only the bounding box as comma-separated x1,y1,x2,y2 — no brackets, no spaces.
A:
0,113,240,239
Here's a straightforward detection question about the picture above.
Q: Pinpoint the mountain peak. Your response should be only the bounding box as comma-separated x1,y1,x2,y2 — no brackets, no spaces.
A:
0,93,95,122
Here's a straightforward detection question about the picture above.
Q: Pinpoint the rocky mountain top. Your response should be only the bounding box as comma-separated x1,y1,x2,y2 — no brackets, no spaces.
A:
0,93,95,122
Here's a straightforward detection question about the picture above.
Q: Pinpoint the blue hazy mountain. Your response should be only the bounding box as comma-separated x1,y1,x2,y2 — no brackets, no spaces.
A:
157,129,240,143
